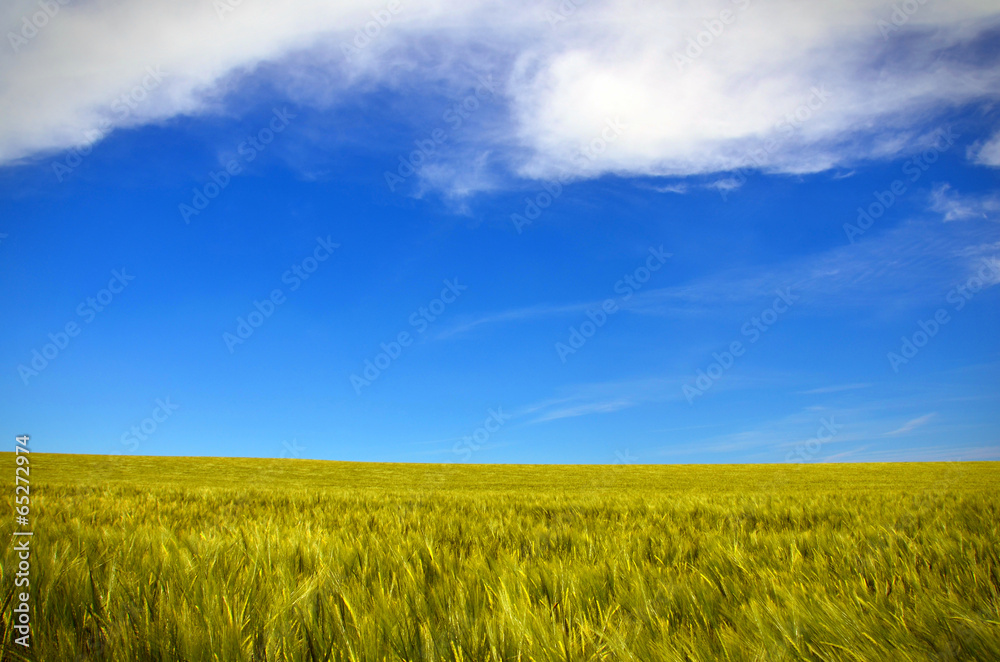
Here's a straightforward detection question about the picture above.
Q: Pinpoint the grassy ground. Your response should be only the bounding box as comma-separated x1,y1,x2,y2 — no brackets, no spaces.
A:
1,454,998,661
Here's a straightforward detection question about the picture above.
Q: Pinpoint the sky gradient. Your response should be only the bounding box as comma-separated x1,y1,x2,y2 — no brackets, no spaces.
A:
2,0,999,464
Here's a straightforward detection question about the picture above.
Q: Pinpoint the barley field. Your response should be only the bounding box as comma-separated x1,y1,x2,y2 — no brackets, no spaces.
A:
1,455,998,661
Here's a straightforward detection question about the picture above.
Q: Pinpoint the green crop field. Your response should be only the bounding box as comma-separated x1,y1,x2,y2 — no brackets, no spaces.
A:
1,454,998,661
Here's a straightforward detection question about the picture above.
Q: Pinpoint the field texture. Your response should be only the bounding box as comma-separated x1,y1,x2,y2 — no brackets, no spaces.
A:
1,455,999,661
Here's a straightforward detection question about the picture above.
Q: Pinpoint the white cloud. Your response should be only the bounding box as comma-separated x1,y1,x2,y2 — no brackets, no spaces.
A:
969,129,1000,166
708,177,744,193
2,0,999,193
653,183,689,194
930,183,1000,221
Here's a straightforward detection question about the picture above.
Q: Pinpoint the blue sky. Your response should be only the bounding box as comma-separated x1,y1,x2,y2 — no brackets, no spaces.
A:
1,0,999,464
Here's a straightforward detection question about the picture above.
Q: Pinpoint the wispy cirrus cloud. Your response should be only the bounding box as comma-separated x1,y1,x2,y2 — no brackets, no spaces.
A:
885,412,937,436
626,219,1000,315
826,445,1000,462
438,215,1000,338
516,377,684,425
655,391,995,463
527,398,637,424
799,383,873,395
436,301,590,340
